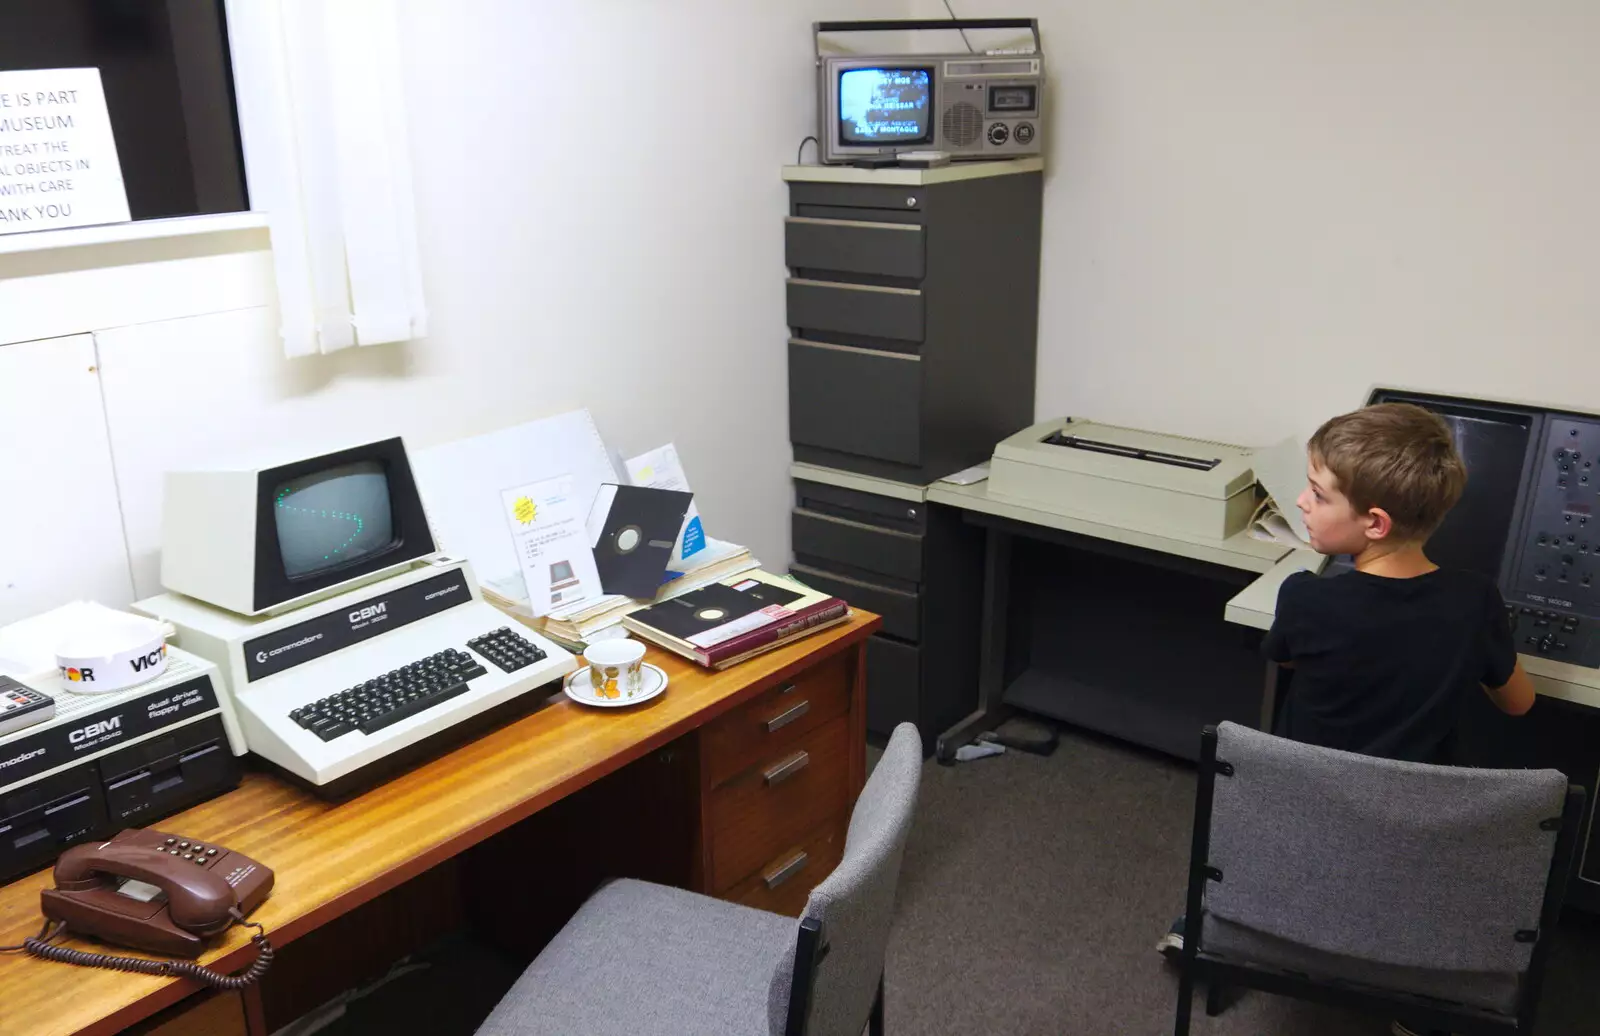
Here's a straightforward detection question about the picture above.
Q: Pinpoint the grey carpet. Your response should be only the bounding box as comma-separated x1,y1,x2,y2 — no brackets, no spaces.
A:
879,728,1600,1036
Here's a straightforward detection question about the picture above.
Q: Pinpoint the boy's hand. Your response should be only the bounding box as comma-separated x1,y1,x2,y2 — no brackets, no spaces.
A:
1484,661,1536,716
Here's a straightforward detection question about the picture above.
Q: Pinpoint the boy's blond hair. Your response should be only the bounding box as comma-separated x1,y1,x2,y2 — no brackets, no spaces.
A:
1307,402,1466,541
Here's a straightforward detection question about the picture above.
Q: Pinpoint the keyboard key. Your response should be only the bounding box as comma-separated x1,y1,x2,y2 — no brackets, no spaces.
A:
357,681,469,734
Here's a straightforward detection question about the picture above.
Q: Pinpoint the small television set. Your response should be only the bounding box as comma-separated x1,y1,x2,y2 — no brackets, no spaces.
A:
160,437,437,616
813,20,1045,165
817,54,1044,165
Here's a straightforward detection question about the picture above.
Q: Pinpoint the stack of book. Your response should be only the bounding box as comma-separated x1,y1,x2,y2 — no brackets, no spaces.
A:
481,538,758,650
621,570,849,670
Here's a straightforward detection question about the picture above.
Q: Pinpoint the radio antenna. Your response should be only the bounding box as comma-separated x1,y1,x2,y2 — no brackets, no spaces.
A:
941,0,974,52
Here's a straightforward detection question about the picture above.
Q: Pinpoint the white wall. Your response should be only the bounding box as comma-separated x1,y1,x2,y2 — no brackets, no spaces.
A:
2,1,905,616
912,0,1600,444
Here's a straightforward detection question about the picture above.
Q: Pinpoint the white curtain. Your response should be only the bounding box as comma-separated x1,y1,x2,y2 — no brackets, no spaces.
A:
226,0,428,358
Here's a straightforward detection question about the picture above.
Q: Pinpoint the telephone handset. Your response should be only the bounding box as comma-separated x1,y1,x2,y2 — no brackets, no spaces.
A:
1,828,276,989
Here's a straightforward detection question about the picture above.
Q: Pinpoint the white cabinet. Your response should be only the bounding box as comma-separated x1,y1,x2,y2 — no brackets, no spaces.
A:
0,334,134,623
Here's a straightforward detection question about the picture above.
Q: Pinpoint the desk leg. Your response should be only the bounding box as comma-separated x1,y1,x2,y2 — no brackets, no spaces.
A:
936,528,1014,762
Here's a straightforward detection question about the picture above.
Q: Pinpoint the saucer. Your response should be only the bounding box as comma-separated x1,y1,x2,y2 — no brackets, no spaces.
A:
564,662,668,708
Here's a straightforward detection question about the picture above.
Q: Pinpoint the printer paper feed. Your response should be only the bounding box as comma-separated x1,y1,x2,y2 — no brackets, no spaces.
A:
1249,437,1313,547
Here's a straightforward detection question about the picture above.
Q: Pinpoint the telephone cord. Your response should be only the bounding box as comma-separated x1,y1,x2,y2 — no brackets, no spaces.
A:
9,913,274,989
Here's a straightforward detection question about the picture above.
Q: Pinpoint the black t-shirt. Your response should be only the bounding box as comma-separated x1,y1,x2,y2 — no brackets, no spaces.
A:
1262,568,1518,764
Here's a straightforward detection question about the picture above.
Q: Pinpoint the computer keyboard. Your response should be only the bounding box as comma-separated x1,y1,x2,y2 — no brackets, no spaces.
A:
290,647,492,741
232,602,577,793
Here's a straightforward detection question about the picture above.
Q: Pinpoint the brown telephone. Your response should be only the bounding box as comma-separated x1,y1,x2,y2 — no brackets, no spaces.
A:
1,828,276,988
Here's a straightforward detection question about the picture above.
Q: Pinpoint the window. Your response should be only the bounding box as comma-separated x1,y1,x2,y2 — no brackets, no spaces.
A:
0,0,248,220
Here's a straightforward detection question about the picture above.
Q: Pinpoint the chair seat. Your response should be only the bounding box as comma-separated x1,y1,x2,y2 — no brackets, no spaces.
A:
1202,912,1521,1015
476,878,794,1036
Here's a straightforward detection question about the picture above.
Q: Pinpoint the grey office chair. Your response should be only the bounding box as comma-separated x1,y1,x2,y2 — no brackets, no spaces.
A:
1174,722,1584,1036
476,722,922,1036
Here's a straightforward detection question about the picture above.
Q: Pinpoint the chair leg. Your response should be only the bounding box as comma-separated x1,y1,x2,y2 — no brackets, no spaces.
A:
1174,963,1195,1036
1204,981,1226,1017
869,973,885,1036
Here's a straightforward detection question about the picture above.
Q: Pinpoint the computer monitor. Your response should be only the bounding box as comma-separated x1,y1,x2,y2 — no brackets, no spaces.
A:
160,438,437,616
1368,390,1539,582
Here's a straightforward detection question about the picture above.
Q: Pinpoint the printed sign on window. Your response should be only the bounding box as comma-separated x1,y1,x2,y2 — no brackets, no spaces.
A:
0,68,130,234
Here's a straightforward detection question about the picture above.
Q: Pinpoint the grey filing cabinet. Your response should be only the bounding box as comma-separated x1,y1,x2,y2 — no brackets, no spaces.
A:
783,161,1042,747
790,469,985,752
783,161,1043,485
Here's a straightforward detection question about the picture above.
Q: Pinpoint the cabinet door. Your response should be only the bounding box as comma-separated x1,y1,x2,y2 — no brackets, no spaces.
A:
0,335,133,623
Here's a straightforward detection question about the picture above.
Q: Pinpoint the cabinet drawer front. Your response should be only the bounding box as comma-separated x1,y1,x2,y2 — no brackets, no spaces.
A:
794,479,926,534
866,635,922,738
788,340,921,466
787,279,925,343
702,651,852,789
785,217,925,279
792,508,924,583
791,564,920,642
708,716,851,892
726,819,847,918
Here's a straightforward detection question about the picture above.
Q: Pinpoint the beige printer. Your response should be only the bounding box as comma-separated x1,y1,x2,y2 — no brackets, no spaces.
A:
987,418,1260,541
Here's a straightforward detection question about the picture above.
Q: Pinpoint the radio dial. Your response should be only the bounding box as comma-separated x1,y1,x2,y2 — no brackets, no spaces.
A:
1014,122,1035,145
987,123,1010,146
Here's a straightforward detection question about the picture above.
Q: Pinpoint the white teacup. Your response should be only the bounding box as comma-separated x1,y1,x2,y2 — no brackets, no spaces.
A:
586,638,646,699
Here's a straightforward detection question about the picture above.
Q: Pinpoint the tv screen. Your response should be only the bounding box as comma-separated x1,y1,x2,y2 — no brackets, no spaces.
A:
838,67,933,145
273,461,398,580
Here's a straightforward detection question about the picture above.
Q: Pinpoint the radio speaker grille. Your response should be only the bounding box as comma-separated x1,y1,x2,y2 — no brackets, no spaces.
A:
941,103,983,148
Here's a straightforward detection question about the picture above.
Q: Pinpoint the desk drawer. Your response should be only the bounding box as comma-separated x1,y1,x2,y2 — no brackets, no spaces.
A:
702,651,851,789
726,818,846,918
708,716,851,892
787,278,924,343
785,217,925,279
793,508,923,583
789,340,921,466
866,635,922,738
791,564,919,642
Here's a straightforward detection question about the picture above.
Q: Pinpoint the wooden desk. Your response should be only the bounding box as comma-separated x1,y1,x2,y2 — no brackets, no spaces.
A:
0,612,879,1036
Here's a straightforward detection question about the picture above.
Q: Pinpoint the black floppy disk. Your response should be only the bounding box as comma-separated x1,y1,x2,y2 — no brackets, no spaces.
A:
588,484,694,598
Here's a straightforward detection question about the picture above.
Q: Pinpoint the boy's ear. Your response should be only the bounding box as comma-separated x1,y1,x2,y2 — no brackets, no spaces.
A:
1364,506,1394,541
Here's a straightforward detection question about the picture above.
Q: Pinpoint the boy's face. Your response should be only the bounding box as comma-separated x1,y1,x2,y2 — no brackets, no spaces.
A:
1296,461,1383,555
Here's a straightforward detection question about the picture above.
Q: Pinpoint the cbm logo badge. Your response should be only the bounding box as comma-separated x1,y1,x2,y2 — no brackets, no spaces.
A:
349,603,387,623
69,716,121,744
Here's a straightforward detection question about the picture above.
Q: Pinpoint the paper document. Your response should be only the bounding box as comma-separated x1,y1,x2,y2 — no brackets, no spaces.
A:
1248,436,1312,548
939,462,990,486
624,443,705,571
411,409,619,598
500,476,603,618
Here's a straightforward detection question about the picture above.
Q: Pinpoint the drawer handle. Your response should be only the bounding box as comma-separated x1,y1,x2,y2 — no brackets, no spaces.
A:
767,699,811,733
787,277,922,297
790,338,921,362
763,850,811,890
763,751,811,786
785,215,920,232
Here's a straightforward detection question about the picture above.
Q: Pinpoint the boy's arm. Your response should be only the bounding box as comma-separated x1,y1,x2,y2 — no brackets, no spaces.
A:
1482,587,1533,715
1261,572,1312,665
1484,661,1535,716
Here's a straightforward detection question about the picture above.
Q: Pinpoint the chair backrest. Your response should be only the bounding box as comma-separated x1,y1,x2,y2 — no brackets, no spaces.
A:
769,721,922,1036
1204,721,1569,974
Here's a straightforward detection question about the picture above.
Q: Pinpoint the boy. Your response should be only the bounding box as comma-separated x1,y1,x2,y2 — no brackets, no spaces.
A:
1266,401,1534,759
1158,403,1536,960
